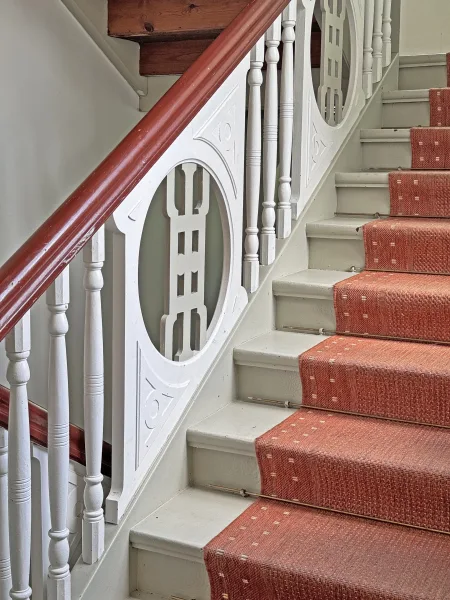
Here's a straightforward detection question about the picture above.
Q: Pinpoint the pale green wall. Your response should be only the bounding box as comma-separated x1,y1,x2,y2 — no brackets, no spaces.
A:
400,0,450,55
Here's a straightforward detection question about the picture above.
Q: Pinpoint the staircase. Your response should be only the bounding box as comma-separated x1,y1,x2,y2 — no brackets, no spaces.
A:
127,54,450,599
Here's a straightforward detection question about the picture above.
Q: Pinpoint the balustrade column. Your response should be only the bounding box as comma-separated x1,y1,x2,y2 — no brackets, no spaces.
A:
372,0,384,83
47,270,71,600
363,0,375,98
261,16,281,266
244,37,265,293
0,429,11,600
277,0,297,240
82,228,105,564
382,0,392,67
6,313,32,600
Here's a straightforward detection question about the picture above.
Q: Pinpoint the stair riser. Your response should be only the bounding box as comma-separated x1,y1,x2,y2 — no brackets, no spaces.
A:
399,65,447,91
275,296,336,332
362,141,411,170
382,101,430,128
336,187,390,215
135,549,210,600
236,365,303,404
308,238,365,271
190,447,261,493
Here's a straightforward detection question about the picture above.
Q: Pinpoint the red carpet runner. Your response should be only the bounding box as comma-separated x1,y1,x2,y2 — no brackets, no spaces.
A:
205,63,450,599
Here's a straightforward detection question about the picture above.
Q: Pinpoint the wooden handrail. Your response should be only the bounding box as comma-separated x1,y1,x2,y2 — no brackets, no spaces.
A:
0,0,290,341
0,385,112,477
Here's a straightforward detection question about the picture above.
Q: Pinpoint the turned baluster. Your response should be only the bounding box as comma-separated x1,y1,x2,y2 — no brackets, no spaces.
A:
82,228,105,564
382,0,392,67
261,16,281,266
372,0,383,83
0,429,11,600
244,37,265,293
363,0,375,98
47,270,71,600
6,314,32,600
277,0,297,240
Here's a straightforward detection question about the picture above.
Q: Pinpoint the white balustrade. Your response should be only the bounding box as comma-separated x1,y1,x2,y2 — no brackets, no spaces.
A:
0,429,11,600
261,16,281,266
82,228,105,564
372,0,384,83
244,37,265,293
318,0,347,126
363,0,375,98
277,0,297,239
6,314,32,600
47,271,71,600
382,0,392,67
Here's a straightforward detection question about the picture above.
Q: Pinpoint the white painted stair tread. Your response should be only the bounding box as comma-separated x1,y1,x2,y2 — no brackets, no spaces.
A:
130,488,252,562
335,172,389,186
188,401,294,456
234,330,325,370
273,269,353,298
399,54,448,67
360,128,411,141
306,216,373,238
382,89,429,102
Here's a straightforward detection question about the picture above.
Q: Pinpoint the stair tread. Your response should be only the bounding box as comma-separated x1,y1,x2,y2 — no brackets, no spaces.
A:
306,216,373,238
130,488,253,561
273,268,353,298
234,330,324,369
360,128,411,141
382,89,430,102
188,401,294,454
335,172,390,186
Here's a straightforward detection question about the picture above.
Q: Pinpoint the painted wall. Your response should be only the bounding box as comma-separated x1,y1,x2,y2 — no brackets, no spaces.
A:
400,0,450,55
0,0,142,432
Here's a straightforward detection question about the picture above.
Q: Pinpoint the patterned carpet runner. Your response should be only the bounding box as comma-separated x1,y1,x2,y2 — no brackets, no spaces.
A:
205,63,450,599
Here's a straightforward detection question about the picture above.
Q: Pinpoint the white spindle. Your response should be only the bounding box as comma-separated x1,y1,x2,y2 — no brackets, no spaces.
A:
6,314,32,600
82,228,105,564
277,1,296,240
244,37,265,293
261,16,281,266
47,271,71,600
372,0,383,83
382,0,392,67
363,0,375,98
0,429,11,600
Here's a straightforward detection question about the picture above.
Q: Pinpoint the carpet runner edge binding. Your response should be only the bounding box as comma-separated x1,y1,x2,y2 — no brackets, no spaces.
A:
204,60,450,600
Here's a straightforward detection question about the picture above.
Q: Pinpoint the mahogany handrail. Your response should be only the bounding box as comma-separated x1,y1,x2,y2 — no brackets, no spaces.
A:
0,385,112,477
0,0,290,341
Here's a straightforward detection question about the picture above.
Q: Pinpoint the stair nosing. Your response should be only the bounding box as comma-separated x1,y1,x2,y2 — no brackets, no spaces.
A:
360,129,411,142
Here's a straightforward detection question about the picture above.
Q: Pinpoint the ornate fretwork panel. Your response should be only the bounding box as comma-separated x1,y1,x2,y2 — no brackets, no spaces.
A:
318,0,347,125
161,163,210,362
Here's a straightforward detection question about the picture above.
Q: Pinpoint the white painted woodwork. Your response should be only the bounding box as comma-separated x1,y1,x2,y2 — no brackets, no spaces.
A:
5,314,32,600
261,16,281,266
82,228,106,565
318,0,347,125
277,1,297,239
372,0,384,83
161,164,209,362
363,0,375,98
382,0,392,67
0,429,11,600
243,37,265,293
47,271,71,600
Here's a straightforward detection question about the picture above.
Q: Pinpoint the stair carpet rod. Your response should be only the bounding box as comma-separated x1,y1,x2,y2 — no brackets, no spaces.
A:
207,485,450,536
335,211,450,219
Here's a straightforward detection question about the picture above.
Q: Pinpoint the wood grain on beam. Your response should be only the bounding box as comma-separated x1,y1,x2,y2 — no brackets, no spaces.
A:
109,0,249,41
0,385,112,477
140,38,215,75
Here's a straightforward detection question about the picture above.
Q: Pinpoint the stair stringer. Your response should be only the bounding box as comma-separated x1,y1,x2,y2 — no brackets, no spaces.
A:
71,55,399,600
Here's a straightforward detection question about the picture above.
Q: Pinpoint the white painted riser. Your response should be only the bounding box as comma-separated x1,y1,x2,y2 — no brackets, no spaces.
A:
382,98,430,128
398,60,447,91
361,138,411,170
309,238,365,270
336,185,390,215
236,364,303,403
